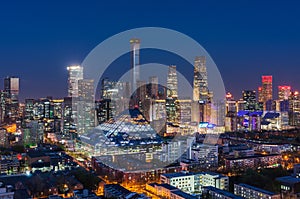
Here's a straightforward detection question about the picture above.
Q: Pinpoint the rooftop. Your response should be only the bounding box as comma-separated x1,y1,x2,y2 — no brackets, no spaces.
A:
276,176,300,185
171,190,198,199
236,183,277,196
161,171,226,179
203,186,243,199
226,154,281,160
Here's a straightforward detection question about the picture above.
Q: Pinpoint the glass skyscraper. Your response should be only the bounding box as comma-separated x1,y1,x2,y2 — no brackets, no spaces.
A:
67,65,83,98
167,65,178,98
130,38,140,97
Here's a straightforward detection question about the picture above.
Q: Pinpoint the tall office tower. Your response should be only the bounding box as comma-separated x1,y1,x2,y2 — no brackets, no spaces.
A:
4,77,20,123
289,91,300,127
166,98,180,125
130,38,140,95
192,56,213,123
167,65,178,98
63,97,76,137
101,79,128,118
242,90,257,111
24,99,35,120
261,75,273,103
51,99,64,119
137,80,147,103
149,76,159,99
67,65,83,97
0,91,8,124
193,56,209,102
95,99,112,124
212,100,226,126
278,86,291,101
77,79,95,134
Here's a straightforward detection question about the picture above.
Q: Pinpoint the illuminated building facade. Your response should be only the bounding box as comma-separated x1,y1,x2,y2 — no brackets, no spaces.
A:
77,79,95,134
67,65,83,98
166,98,180,125
261,75,273,104
0,91,8,124
95,99,112,124
242,90,257,111
167,65,178,98
0,128,8,147
160,172,228,194
226,100,237,114
178,99,192,124
101,78,129,118
24,99,34,120
130,38,140,103
4,77,19,123
191,144,218,169
193,56,208,102
165,65,180,132
63,97,76,137
192,56,213,124
289,91,300,126
278,86,291,101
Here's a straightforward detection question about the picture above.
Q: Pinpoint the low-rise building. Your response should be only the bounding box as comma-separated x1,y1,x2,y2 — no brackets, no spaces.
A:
146,183,197,199
160,171,229,194
104,184,148,199
276,176,300,199
161,172,195,193
225,154,281,171
0,182,14,199
202,186,242,199
234,183,280,199
73,189,101,199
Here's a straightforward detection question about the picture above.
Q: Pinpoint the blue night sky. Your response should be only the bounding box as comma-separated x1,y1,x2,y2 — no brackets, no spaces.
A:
0,0,300,101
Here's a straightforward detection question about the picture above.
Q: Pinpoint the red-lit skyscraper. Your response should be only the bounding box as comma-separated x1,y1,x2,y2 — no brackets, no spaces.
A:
261,76,273,103
278,86,291,100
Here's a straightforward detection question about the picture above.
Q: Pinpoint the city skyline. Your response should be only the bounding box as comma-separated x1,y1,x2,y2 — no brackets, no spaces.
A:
1,2,300,199
0,1,300,100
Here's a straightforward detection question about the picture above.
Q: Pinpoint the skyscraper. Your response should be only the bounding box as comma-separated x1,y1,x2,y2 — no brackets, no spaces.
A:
4,77,20,123
193,56,209,102
130,38,140,95
167,65,178,98
289,91,300,127
77,79,95,134
242,90,257,111
0,91,8,124
137,80,147,103
67,65,83,98
261,75,273,103
149,76,158,99
192,56,213,123
278,86,291,100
